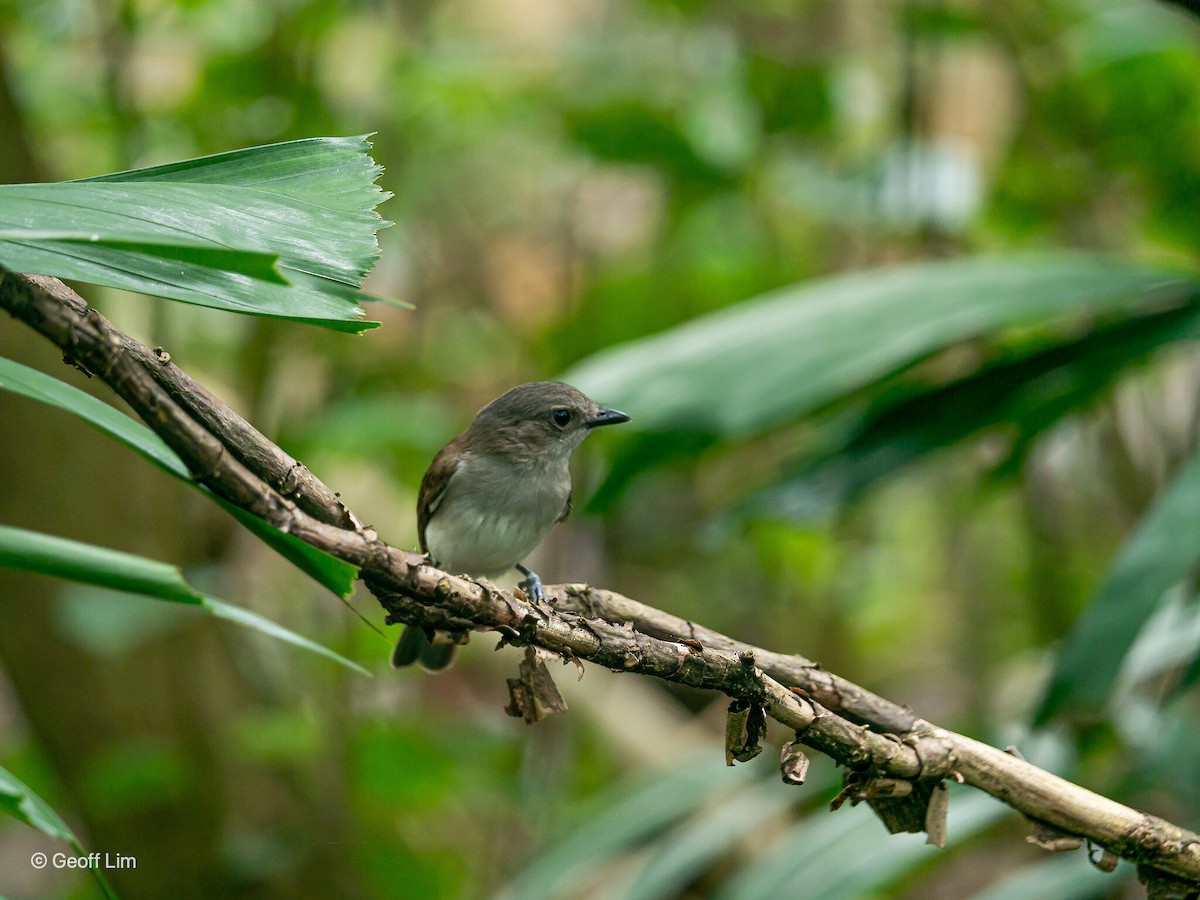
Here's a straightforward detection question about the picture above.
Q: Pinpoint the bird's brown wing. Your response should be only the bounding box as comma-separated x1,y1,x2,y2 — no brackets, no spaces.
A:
416,435,466,555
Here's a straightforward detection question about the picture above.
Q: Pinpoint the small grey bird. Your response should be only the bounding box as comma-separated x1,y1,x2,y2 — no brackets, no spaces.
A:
391,381,630,670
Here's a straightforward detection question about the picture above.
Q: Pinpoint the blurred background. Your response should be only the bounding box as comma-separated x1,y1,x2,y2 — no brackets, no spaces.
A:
2,0,1200,897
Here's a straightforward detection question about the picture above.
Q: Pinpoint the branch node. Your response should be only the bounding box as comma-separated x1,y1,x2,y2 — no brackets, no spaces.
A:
281,461,305,496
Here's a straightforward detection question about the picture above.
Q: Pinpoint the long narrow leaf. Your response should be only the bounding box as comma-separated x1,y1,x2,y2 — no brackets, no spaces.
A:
1037,444,1200,722
566,255,1196,439
505,758,759,900
0,355,186,474
215,499,360,600
621,784,794,900
970,854,1126,899
0,525,204,604
0,356,359,598
759,301,1200,519
1182,643,1200,692
203,597,368,675
0,525,366,674
0,765,118,900
0,232,288,283
717,789,1003,900
0,764,76,843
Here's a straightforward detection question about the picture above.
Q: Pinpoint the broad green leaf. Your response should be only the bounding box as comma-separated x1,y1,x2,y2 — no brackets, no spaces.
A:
0,764,76,843
84,135,386,215
0,356,359,598
0,184,369,289
1037,443,1200,723
0,136,393,331
0,191,376,331
0,525,367,674
760,301,1200,519
565,254,1195,438
80,135,389,283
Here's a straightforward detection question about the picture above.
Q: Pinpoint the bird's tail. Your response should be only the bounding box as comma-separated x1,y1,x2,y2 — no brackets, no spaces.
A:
391,625,458,671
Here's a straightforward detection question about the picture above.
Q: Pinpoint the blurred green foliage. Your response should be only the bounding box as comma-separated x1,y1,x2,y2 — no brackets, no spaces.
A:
2,0,1200,898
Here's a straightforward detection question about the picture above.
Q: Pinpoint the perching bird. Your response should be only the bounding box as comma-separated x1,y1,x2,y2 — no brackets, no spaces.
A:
391,382,630,670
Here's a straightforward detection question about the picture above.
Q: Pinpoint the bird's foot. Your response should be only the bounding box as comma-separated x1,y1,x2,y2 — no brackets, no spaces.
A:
518,571,547,606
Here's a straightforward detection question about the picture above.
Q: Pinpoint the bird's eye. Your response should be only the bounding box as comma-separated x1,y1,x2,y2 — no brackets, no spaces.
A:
552,409,572,427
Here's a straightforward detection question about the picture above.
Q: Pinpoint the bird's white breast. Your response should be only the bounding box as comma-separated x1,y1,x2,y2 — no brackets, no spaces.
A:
424,454,569,578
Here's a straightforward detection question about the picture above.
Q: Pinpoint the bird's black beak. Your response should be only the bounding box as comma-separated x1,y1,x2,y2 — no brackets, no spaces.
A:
586,407,631,429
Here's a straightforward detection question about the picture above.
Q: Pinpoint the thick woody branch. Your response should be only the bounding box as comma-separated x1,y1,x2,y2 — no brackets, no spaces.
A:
556,586,921,733
367,570,946,781
122,338,361,530
2,268,1199,886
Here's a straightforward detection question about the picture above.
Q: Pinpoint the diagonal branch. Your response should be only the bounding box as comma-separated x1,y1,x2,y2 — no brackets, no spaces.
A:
125,338,362,530
2,268,1199,887
557,585,921,733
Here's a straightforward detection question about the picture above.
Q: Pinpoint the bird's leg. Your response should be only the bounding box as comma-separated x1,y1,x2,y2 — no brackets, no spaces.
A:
515,563,547,606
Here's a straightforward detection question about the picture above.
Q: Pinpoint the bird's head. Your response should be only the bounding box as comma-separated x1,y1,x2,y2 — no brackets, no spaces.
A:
468,381,630,462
